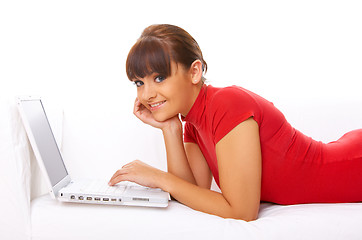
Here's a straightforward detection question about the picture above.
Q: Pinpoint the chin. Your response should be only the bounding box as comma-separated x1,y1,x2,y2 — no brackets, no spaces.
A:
152,112,176,122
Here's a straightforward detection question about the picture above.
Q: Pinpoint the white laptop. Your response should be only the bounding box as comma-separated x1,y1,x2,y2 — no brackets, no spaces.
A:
17,96,170,208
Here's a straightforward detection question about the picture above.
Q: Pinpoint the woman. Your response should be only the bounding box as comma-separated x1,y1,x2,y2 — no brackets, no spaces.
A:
109,24,362,221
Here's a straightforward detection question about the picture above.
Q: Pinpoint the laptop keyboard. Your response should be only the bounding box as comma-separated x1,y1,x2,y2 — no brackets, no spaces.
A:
79,180,163,195
80,181,124,194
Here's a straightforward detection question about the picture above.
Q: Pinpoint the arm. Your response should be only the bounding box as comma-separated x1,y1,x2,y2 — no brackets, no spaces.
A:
128,98,211,188
162,118,261,220
161,121,197,186
109,117,261,220
162,122,212,189
109,99,261,220
184,142,212,189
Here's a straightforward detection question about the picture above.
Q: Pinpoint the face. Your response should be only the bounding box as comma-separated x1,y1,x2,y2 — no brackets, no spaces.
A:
132,62,198,122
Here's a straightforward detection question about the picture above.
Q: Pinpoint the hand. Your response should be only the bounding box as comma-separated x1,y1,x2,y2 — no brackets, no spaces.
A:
133,98,181,131
108,160,167,189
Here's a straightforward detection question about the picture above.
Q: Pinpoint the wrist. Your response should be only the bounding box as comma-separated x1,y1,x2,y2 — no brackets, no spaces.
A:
159,171,174,193
161,118,182,135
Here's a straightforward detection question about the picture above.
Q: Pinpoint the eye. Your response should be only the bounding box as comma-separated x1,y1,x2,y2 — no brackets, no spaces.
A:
133,80,144,87
154,75,166,83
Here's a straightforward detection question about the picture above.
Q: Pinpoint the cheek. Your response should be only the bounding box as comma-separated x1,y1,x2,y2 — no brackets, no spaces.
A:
136,89,141,99
136,93,148,109
136,90,144,102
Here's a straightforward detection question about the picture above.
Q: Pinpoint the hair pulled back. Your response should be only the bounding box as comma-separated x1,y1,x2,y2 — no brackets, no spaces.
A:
126,24,207,81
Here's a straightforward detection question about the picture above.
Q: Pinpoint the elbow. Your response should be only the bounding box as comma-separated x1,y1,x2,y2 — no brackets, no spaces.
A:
226,207,259,222
243,215,258,222
232,212,258,222
228,200,260,221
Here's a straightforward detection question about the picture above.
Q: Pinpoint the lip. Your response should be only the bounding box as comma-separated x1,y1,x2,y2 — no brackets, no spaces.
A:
149,100,166,111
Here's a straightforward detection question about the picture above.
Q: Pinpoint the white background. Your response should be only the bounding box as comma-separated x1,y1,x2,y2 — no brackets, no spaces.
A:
1,0,361,178
1,0,361,99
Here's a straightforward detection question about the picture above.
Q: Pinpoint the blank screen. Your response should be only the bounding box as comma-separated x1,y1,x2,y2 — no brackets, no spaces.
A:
20,99,68,186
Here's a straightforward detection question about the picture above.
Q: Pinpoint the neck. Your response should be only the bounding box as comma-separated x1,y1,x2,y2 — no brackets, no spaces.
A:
181,83,204,117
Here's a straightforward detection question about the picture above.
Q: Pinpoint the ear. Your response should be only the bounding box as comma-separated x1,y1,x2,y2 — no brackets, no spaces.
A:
189,60,203,85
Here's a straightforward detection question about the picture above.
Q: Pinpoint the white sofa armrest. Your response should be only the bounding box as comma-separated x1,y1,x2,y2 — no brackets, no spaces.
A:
0,97,32,240
0,96,63,240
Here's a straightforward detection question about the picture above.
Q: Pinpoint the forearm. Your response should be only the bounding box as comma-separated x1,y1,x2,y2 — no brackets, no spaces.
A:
161,172,256,221
162,123,196,185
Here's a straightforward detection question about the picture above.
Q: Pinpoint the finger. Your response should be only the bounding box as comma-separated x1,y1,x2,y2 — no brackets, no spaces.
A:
134,105,144,119
109,167,140,186
108,168,128,185
108,174,128,186
134,100,149,114
133,100,139,114
133,98,143,114
108,160,140,185
134,97,139,105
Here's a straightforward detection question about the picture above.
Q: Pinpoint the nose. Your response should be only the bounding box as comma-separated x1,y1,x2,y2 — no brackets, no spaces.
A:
141,84,156,101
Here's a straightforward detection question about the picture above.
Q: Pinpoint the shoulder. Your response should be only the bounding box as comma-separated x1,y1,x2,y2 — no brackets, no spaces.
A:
209,86,258,108
206,86,261,143
207,86,259,116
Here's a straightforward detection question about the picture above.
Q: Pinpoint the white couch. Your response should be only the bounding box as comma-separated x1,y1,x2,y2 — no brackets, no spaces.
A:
1,95,362,240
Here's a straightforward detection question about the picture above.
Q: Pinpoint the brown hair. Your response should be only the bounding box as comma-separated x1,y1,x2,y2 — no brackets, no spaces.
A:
126,24,207,81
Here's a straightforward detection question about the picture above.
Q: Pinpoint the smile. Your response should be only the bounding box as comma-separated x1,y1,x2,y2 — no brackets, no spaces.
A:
149,100,166,111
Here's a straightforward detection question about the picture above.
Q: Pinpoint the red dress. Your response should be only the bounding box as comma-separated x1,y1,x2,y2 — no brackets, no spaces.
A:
182,85,362,204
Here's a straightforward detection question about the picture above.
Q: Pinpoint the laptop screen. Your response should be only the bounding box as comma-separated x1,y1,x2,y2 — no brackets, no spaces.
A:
20,99,68,186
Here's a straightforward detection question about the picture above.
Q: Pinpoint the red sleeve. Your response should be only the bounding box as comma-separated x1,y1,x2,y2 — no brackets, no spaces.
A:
210,86,260,144
183,122,197,143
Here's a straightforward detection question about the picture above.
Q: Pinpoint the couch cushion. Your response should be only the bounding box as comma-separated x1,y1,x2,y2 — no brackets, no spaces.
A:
31,195,362,240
